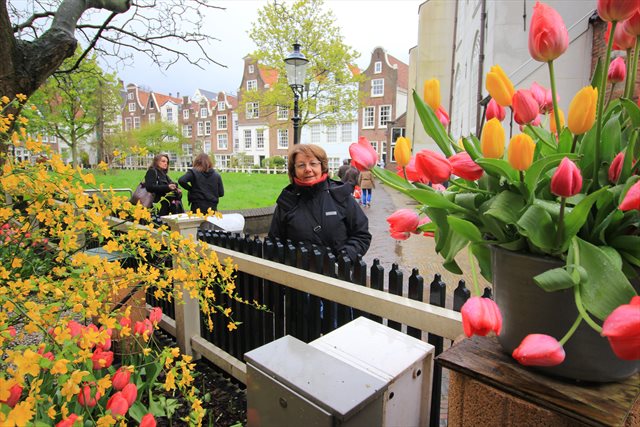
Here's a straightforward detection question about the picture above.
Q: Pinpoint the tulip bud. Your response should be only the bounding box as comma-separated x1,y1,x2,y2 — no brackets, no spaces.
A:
605,22,637,51
436,105,450,127
608,152,625,183
141,413,157,427
91,349,114,369
486,98,506,121
122,382,138,407
529,82,547,112
112,367,132,391
528,1,569,62
608,57,626,83
460,297,502,337
619,180,640,211
551,157,582,197
513,89,540,125
485,65,515,107
387,209,420,234
598,0,638,22
77,383,100,408
567,86,597,135
423,79,441,111
507,134,536,171
512,334,566,366
481,118,506,159
149,307,162,324
349,136,378,171
0,384,22,408
601,296,640,360
394,136,411,168
106,392,129,416
622,10,640,36
449,152,484,180
549,108,565,135
415,150,452,184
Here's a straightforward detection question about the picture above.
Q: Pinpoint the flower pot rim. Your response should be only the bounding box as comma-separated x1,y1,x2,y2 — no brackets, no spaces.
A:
490,244,564,266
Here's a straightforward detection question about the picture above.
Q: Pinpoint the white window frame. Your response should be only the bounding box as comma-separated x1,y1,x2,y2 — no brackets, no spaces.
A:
182,143,193,156
183,125,192,137
218,101,226,111
200,107,208,118
217,115,227,130
247,80,257,91
371,79,384,97
374,61,382,74
128,103,136,112
277,106,289,120
217,133,228,150
256,129,265,149
133,117,140,129
310,124,321,144
363,107,375,129
124,117,132,131
248,64,255,74
277,129,289,149
183,109,190,119
166,108,173,122
379,105,392,128
246,102,259,119
244,129,252,149
205,121,211,135
197,121,204,136
127,93,134,100
326,125,337,143
148,113,156,124
341,123,352,142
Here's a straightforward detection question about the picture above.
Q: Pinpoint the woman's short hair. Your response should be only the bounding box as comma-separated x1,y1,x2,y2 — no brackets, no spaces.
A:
287,144,329,182
193,153,213,172
151,153,170,170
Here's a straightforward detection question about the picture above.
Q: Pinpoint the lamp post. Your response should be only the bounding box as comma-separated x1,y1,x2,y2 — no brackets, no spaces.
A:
284,43,309,145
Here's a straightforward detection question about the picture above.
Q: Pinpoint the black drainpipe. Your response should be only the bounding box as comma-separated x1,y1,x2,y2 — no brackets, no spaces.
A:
475,0,487,133
447,0,460,135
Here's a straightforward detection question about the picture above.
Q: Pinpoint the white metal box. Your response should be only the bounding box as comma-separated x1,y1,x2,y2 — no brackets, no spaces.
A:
310,317,434,426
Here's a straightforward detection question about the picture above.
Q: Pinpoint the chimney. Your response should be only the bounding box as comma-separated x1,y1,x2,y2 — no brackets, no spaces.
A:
177,92,180,98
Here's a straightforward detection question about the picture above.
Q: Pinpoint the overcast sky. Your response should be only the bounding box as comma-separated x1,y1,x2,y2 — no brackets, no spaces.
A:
113,0,423,97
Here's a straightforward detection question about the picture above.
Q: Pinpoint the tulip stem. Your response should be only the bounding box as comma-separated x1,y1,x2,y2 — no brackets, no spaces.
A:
527,124,557,151
555,197,566,250
547,60,562,141
627,36,640,99
570,135,578,153
402,166,408,182
448,181,492,194
468,249,481,296
558,315,583,346
573,279,603,334
519,171,524,183
509,108,514,139
606,82,615,109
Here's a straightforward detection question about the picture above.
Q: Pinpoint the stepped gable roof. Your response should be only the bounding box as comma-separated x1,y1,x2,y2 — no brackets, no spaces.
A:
154,93,182,107
258,65,279,87
387,54,409,90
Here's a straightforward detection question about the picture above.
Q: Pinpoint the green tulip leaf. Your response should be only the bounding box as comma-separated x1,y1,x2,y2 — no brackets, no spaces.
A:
611,235,640,259
619,136,637,183
406,188,468,212
562,187,609,243
601,114,622,162
524,153,579,195
570,238,637,320
129,402,147,423
371,166,415,190
475,158,519,182
620,98,640,128
590,57,604,89
556,129,573,154
484,191,525,224
470,242,493,282
448,217,483,242
462,136,482,160
412,89,453,157
516,204,556,250
533,267,575,291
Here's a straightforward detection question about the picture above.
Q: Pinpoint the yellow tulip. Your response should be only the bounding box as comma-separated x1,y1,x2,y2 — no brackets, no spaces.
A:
394,136,412,168
507,134,536,171
457,138,465,150
567,86,597,135
423,79,441,111
485,65,515,107
550,108,565,135
481,118,506,159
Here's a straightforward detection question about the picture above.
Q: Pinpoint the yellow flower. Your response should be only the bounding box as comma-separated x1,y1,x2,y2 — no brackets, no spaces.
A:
227,322,238,332
550,108,565,135
567,86,597,135
481,118,506,159
6,401,34,426
47,405,57,420
16,94,27,102
97,415,116,427
12,349,41,378
11,257,22,269
50,359,70,375
423,79,441,111
394,136,412,168
485,65,515,107
507,134,536,171
165,370,176,391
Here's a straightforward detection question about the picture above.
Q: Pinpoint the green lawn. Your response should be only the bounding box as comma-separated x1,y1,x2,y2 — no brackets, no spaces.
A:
87,169,289,210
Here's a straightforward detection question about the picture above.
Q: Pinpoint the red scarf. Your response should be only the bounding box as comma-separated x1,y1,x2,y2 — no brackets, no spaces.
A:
293,173,328,187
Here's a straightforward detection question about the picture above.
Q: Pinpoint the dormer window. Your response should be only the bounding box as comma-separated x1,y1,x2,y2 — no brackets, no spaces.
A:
218,102,226,111
248,64,255,73
127,93,134,100
374,61,382,74
247,80,257,91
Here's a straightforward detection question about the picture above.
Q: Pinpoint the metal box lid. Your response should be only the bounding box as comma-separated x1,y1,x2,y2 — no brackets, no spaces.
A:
245,335,386,421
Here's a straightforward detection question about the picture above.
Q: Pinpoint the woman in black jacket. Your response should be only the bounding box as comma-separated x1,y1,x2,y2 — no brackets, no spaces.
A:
144,154,183,216
269,144,371,263
178,153,224,214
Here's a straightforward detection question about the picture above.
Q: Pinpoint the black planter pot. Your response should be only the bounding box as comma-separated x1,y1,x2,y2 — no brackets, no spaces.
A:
491,246,640,383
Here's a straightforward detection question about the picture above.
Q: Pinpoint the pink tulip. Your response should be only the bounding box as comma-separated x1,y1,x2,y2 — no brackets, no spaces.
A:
512,334,566,366
608,57,627,83
141,414,157,427
609,152,625,183
513,89,540,125
622,10,640,36
91,349,114,369
134,319,154,336
598,0,638,22
149,307,162,324
529,82,547,112
106,392,129,416
415,150,452,184
541,87,555,114
606,21,637,50
77,383,100,408
602,296,640,360
528,1,569,62
67,320,83,338
7,326,16,337
449,152,484,181
390,230,411,240
112,367,131,390
432,183,446,191
397,157,429,184
349,136,378,171
119,316,131,328
0,384,22,408
530,114,542,127
56,414,79,427
121,383,138,407
551,157,582,197
417,216,435,237
485,99,506,121
387,209,420,234
619,180,640,211
436,105,450,127
460,297,502,337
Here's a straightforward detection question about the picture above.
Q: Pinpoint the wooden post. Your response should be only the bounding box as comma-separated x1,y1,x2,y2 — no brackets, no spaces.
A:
163,214,205,358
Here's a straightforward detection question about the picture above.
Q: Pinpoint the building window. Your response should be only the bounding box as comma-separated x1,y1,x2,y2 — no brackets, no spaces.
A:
379,105,392,127
205,121,211,135
256,129,265,149
197,121,204,136
149,99,155,109
128,103,136,112
246,102,259,119
148,113,156,124
341,123,352,142
247,80,257,91
277,106,289,120
218,101,225,111
329,157,341,172
127,92,134,100
217,115,227,130
167,108,173,121
310,124,321,144
203,141,211,154
217,134,228,150
277,129,289,149
248,64,255,74
183,125,192,137
200,107,208,118
363,107,375,128
133,117,140,129
374,61,382,74
124,117,132,131
370,141,378,153
371,79,384,97
326,125,337,143
183,109,190,119
182,143,192,156
244,129,252,149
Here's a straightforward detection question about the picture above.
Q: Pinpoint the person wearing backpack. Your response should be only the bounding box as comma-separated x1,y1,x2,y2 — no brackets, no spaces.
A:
144,153,183,216
178,153,224,214
268,144,371,263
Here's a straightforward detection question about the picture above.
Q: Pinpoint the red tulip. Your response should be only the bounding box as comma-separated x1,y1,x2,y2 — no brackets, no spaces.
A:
107,392,129,416
528,1,569,62
390,230,411,240
397,157,429,184
619,180,640,211
622,10,640,36
119,316,131,328
598,0,638,22
134,319,154,336
387,209,420,234
121,383,138,407
149,307,162,324
529,82,547,112
513,89,540,125
91,349,114,369
609,152,625,183
349,136,378,171
460,297,502,337
417,216,435,237
486,98,506,121
449,152,484,181
608,57,627,83
415,150,452,184
512,334,566,366
112,367,132,390
551,157,582,197
0,384,22,408
141,413,157,427
56,414,79,427
77,383,100,407
606,21,637,50
436,105,450,127
602,296,640,360
67,320,83,338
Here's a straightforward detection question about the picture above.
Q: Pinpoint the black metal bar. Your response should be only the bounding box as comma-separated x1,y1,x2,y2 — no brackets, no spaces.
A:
387,263,403,331
428,274,446,427
369,259,384,323
407,268,424,339
453,280,471,312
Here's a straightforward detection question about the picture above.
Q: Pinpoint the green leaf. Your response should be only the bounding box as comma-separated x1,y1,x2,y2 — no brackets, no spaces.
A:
129,401,147,423
371,166,415,190
611,235,640,259
470,242,493,282
406,188,468,212
516,205,556,250
534,267,575,291
462,136,482,161
620,98,640,128
484,191,525,224
601,114,622,163
475,158,519,182
412,90,453,157
448,217,483,242
556,129,573,153
562,187,609,244
619,135,637,183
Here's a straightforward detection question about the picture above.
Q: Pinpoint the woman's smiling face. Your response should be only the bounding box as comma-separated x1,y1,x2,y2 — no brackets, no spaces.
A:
294,153,322,183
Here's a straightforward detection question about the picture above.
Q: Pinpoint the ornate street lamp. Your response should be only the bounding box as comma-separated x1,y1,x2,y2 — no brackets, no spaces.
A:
284,43,309,145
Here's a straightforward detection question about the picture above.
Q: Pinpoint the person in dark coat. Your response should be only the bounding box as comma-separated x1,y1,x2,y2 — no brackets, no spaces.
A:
269,144,371,263
337,159,351,181
144,153,183,216
178,153,224,213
